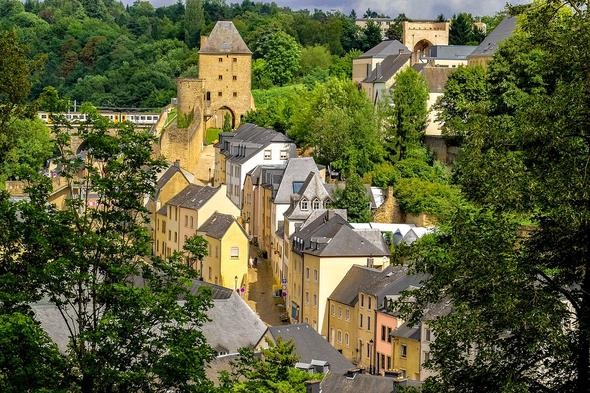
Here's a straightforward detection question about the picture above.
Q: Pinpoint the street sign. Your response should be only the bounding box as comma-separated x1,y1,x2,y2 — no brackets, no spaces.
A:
240,287,245,293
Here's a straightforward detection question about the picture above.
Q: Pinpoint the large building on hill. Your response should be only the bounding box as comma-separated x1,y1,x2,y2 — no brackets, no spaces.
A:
159,21,255,175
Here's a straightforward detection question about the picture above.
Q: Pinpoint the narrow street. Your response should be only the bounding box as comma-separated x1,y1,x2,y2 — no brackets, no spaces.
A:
246,248,287,327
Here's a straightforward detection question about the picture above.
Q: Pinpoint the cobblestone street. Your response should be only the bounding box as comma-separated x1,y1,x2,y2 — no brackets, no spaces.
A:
246,248,287,327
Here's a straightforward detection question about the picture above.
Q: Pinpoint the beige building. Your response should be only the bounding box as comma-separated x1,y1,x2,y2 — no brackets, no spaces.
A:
355,18,398,38
198,212,249,291
286,211,389,336
153,183,239,259
159,21,255,176
352,40,410,85
402,21,449,63
467,16,517,68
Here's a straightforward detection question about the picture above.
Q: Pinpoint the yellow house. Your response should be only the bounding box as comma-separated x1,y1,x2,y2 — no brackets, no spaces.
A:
286,211,389,336
198,212,249,291
391,323,422,381
153,183,239,259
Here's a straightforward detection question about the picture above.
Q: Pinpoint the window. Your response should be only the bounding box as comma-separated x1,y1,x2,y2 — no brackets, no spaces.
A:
312,199,321,210
305,317,309,324
190,216,194,228
367,316,371,330
215,246,219,258
423,351,430,363
345,332,349,346
206,92,211,101
185,215,188,227
305,267,310,280
218,91,222,97
367,343,371,357
425,328,431,342
401,344,407,358
168,230,171,241
175,207,178,220
338,307,342,319
233,75,237,80
387,327,392,343
381,354,386,370
230,247,239,258
345,309,350,321
337,330,342,343
314,269,318,281
232,57,237,63
218,75,223,80
233,92,237,97
218,57,223,62
381,326,386,341
331,304,335,316
300,199,309,211
208,267,212,280
313,294,317,306
156,241,159,252
359,314,363,328
387,356,392,369
368,296,372,309
264,150,272,160
305,292,309,304
174,232,177,242
280,150,288,160
360,294,364,307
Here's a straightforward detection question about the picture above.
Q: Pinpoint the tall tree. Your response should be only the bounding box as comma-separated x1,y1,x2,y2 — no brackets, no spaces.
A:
254,30,301,86
334,172,372,223
185,0,205,48
449,13,477,45
0,108,215,391
402,2,590,391
362,20,383,50
380,67,429,160
385,13,409,41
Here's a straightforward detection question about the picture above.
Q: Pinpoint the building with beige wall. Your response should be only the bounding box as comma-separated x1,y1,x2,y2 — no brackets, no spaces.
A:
402,21,449,63
198,212,249,291
353,40,410,85
286,211,389,336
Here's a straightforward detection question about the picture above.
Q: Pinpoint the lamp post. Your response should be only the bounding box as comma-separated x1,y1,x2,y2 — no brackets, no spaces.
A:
369,339,374,375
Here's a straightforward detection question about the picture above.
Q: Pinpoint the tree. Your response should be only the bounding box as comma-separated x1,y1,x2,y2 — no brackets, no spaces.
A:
449,13,480,45
183,234,208,279
0,108,216,391
362,20,382,50
289,78,384,176
254,30,301,86
333,172,372,223
385,13,409,41
380,67,429,160
400,3,590,391
299,45,332,76
434,65,488,139
223,112,232,132
37,86,69,113
185,0,204,48
221,338,314,392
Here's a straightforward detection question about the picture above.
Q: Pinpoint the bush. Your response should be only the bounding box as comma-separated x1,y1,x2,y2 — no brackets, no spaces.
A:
395,178,463,218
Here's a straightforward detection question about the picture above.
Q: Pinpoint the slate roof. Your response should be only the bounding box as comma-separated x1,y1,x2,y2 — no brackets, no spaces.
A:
363,53,412,83
329,265,383,306
166,184,219,210
427,45,476,60
358,40,410,59
198,212,236,239
199,21,251,55
267,324,354,374
292,213,389,257
273,158,320,204
220,123,293,165
469,16,517,58
392,322,421,340
32,280,265,354
321,373,399,393
156,164,194,189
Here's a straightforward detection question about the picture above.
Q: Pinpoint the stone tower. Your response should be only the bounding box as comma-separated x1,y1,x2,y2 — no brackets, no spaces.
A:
198,21,254,129
160,21,254,176
402,21,450,64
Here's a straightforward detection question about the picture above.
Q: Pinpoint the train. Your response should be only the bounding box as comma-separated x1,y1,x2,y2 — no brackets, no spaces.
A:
38,111,161,126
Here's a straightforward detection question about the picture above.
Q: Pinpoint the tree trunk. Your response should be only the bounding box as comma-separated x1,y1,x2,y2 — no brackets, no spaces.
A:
576,261,590,393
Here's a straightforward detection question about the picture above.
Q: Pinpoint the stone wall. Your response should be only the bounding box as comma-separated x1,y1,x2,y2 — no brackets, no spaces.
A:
373,187,403,223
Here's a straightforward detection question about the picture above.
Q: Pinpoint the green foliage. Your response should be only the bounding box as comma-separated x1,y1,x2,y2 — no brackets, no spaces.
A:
221,338,314,392
183,234,209,276
37,86,68,112
333,173,372,223
434,65,488,139
223,112,232,132
0,110,216,391
401,3,590,391
362,20,383,50
379,67,429,160
0,312,66,392
185,0,204,48
394,178,462,218
177,110,194,128
299,45,332,76
245,84,304,133
449,13,484,45
254,30,301,86
329,49,361,78
385,14,410,41
290,78,384,176
206,127,221,145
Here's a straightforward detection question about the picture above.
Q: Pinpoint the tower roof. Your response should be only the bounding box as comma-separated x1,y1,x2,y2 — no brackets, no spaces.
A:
199,21,252,55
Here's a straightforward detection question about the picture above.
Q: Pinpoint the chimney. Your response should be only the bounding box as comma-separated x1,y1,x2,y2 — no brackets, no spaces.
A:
399,49,405,54
200,35,208,48
376,62,382,79
305,380,321,393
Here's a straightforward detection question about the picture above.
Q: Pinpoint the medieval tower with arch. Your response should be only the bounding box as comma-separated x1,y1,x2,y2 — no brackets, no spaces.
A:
402,21,450,63
159,21,254,175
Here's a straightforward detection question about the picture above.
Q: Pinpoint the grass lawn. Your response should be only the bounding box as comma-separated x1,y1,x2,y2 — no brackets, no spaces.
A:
206,128,221,145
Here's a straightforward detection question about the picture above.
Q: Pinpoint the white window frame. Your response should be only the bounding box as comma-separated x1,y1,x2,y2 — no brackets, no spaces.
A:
264,150,272,160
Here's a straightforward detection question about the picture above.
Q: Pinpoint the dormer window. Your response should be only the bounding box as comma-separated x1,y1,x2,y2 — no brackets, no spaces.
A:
300,198,309,211
312,199,321,210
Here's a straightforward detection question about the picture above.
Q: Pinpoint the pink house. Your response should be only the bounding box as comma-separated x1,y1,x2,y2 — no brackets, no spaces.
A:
375,308,400,374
